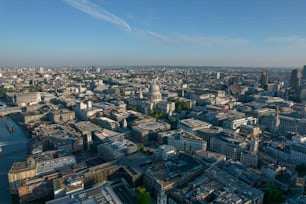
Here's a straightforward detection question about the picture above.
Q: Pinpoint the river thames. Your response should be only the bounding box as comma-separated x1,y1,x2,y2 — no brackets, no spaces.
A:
0,119,27,204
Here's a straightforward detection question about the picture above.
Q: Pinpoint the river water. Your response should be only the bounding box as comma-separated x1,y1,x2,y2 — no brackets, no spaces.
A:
0,119,27,204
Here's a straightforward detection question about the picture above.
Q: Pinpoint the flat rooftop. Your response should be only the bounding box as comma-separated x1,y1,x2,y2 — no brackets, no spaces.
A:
37,156,76,175
47,182,122,204
9,161,36,173
136,121,167,131
75,121,101,133
207,166,264,200
94,129,121,141
146,153,205,188
180,118,211,130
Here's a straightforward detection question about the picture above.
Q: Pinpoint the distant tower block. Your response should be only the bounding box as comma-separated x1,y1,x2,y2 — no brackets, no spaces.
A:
39,66,44,73
290,69,302,93
302,65,306,81
261,70,268,89
216,72,220,79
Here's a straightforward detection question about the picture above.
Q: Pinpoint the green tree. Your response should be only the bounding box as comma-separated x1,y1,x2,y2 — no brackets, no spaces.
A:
0,88,6,97
169,118,177,129
262,182,283,204
137,143,144,151
128,106,138,112
181,101,190,110
136,187,151,204
168,97,190,113
149,107,165,119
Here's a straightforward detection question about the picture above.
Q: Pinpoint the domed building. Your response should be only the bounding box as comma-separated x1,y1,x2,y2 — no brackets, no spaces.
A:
128,82,175,116
149,83,162,103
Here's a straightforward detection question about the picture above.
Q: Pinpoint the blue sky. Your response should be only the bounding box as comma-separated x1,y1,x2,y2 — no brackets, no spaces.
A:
1,0,306,67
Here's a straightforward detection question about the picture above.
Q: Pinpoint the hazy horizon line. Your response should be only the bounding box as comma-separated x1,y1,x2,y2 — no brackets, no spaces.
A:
1,64,302,69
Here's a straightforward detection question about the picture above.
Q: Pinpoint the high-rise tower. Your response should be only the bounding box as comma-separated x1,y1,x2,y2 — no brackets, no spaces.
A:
302,65,306,81
260,70,268,89
290,69,302,93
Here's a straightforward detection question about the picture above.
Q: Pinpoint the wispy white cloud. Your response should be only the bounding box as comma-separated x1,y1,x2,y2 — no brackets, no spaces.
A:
141,30,249,47
64,0,131,32
140,31,172,44
176,35,249,46
266,36,306,48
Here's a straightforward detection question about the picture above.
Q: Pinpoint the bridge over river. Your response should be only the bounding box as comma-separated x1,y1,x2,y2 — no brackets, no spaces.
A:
0,107,23,117
0,140,28,147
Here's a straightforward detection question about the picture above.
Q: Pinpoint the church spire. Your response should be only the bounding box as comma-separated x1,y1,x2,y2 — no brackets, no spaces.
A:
139,88,143,99
274,106,280,130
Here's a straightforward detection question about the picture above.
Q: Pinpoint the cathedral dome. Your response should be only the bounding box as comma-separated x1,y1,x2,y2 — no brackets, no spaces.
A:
149,83,162,103
149,84,160,93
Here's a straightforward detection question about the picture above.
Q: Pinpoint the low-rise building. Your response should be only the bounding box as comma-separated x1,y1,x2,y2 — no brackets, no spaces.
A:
223,116,257,130
210,130,248,160
143,153,205,204
161,129,207,154
154,145,177,160
74,121,102,150
49,109,75,123
179,118,212,132
36,156,76,176
18,173,58,203
6,92,41,106
53,175,84,199
47,182,123,204
290,144,306,164
168,166,264,204
239,125,261,138
95,116,120,131
8,158,37,194
240,151,258,168
32,124,83,153
73,100,103,120
83,161,120,188
156,101,175,116
132,121,170,144
97,134,137,161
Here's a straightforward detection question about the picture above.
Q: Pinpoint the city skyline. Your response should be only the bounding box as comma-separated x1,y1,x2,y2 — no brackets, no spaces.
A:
1,0,306,67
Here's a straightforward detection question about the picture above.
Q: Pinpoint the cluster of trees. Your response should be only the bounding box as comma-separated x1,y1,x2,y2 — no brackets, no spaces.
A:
167,118,177,129
0,88,6,97
128,106,138,112
262,182,283,204
0,88,14,98
168,97,191,112
136,187,151,204
149,107,166,119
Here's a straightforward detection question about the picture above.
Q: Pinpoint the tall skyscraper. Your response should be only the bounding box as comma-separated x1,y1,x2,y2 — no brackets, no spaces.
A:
260,70,268,89
299,65,306,102
290,69,302,93
302,65,306,81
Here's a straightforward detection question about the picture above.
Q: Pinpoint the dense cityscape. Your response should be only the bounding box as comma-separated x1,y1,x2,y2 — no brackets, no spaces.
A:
0,66,304,203
2,0,306,203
